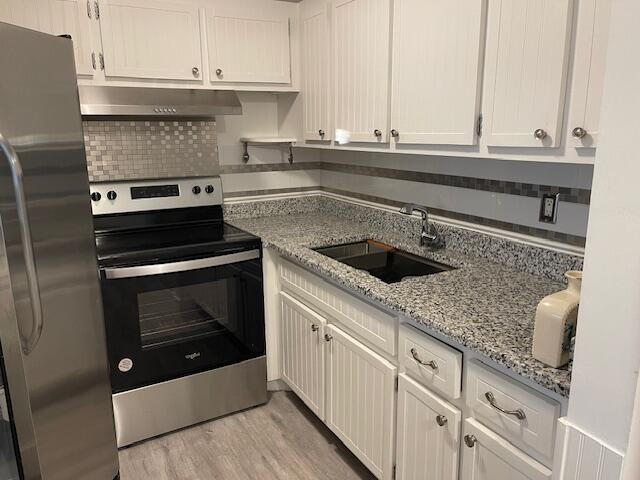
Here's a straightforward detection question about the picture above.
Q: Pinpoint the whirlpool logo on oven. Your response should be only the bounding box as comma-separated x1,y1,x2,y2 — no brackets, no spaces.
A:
185,352,201,360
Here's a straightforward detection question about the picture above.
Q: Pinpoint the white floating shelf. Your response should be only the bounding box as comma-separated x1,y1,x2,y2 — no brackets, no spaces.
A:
239,137,297,144
240,137,297,163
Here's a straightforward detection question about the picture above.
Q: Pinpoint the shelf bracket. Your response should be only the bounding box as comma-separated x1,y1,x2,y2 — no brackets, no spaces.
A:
240,138,296,164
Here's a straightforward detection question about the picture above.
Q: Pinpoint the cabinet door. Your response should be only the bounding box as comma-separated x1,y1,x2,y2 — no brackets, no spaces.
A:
460,419,552,480
206,7,291,84
280,292,326,420
97,0,202,81
482,0,573,147
325,324,396,480
567,0,611,148
0,0,47,30
390,0,486,145
0,0,94,77
49,0,95,76
301,1,331,141
396,374,461,480
333,0,392,143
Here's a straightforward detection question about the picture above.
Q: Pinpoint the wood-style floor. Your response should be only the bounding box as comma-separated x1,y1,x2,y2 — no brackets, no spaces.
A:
119,391,376,480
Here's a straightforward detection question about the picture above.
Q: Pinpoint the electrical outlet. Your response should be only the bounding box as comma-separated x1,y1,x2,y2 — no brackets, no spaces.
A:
539,193,560,224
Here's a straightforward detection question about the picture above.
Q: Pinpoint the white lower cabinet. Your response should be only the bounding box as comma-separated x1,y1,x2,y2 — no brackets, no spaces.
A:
460,418,552,480
325,324,397,480
280,292,326,419
395,374,461,480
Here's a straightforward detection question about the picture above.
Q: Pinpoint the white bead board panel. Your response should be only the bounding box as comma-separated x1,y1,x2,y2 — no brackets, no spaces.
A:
390,0,486,145
280,292,326,420
279,258,397,357
482,0,573,147
553,418,624,480
396,374,461,480
333,0,392,143
301,1,331,141
325,324,396,480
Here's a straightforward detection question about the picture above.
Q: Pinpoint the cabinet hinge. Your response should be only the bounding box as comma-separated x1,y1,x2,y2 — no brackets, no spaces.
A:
476,113,483,137
98,52,105,70
86,0,92,19
94,1,100,19
392,464,396,479
394,377,398,391
91,52,96,70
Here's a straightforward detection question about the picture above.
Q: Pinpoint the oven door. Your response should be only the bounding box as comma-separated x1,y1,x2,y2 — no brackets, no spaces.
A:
100,249,264,393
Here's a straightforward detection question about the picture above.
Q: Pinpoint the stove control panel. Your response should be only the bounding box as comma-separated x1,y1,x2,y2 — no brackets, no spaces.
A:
89,176,223,216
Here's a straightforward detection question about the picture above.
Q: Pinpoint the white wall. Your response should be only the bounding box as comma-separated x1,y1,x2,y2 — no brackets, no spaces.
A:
556,0,640,476
320,149,592,239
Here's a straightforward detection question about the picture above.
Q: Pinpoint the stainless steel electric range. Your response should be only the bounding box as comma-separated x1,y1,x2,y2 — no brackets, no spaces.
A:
90,176,266,447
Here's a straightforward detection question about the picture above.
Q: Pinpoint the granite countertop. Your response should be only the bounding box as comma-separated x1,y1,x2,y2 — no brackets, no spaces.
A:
228,213,572,398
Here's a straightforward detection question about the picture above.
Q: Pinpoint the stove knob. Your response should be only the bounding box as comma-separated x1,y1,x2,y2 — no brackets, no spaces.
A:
205,185,214,194
107,190,117,201
90,192,101,202
192,186,201,195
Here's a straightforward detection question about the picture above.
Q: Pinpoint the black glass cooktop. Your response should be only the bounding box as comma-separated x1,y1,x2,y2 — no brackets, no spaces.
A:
93,207,260,267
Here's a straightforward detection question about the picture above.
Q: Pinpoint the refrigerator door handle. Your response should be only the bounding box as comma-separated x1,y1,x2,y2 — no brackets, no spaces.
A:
0,132,44,355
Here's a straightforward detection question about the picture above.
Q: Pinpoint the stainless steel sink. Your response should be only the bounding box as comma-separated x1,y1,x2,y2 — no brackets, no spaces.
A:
313,240,455,284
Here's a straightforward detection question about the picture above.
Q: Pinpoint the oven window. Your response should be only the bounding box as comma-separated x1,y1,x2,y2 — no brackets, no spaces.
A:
138,281,230,349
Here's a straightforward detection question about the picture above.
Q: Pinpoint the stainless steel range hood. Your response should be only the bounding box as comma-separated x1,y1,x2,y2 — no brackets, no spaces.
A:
79,86,242,117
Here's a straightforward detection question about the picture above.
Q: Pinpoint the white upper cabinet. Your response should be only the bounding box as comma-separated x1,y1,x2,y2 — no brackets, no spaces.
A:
0,0,47,31
325,324,396,480
567,0,611,148
333,0,392,143
395,374,461,480
0,0,94,77
482,0,573,147
390,0,487,145
301,0,331,141
206,6,291,84
97,0,203,81
460,419,552,480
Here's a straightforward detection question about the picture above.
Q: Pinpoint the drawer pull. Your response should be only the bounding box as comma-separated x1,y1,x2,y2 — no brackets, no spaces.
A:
484,392,526,420
324,333,333,342
464,434,477,448
410,348,438,370
311,324,319,332
436,415,447,427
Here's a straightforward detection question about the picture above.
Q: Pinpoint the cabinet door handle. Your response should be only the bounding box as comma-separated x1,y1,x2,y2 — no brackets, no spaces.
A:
572,127,587,138
390,129,399,138
324,333,333,342
464,435,477,448
373,129,382,137
192,67,200,77
484,391,526,420
318,129,325,137
311,324,319,332
533,128,547,140
216,68,223,77
410,348,437,370
436,415,447,427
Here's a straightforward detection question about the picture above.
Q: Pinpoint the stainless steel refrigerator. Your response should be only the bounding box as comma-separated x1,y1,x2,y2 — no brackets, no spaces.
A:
0,22,119,479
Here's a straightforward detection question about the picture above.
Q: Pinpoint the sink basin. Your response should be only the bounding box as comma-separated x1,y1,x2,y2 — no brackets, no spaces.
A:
313,240,455,284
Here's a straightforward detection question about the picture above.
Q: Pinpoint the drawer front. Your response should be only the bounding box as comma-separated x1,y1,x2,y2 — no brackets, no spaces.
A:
465,361,560,467
399,324,462,400
280,259,397,356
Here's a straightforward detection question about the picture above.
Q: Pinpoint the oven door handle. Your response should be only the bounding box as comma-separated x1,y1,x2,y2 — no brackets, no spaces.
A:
102,249,260,279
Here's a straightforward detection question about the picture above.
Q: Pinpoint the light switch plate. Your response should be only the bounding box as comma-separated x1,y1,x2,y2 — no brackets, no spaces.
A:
539,193,560,223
